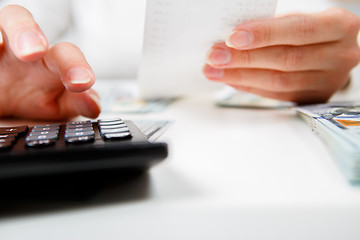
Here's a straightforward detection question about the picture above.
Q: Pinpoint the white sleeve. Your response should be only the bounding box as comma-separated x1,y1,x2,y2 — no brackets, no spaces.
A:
0,0,71,43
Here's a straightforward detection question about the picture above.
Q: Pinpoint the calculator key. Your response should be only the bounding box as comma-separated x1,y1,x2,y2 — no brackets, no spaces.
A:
67,120,91,125
0,136,16,143
0,134,18,140
32,126,60,132
66,135,95,144
26,139,56,147
29,130,59,136
103,132,132,140
66,124,92,129
0,141,13,151
65,127,93,133
98,124,127,130
0,126,28,136
0,139,15,144
65,131,95,138
100,128,130,134
26,134,58,141
34,123,60,128
98,119,123,123
98,120,125,126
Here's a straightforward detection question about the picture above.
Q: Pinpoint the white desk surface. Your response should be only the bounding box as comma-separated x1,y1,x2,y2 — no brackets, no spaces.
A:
1,88,360,240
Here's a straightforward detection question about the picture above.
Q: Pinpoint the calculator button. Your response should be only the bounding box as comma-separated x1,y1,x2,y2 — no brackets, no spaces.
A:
100,128,130,134
67,120,91,125
65,131,95,138
0,126,28,136
98,124,127,130
98,120,125,126
0,134,17,140
26,139,56,147
0,138,15,144
32,126,60,132
103,132,132,140
98,119,123,123
66,135,95,144
29,130,59,136
34,123,60,128
26,134,58,141
0,136,16,143
65,127,93,133
0,141,13,151
66,124,92,129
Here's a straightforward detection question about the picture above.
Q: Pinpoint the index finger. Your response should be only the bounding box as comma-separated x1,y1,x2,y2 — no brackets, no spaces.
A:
0,4,48,61
226,8,360,50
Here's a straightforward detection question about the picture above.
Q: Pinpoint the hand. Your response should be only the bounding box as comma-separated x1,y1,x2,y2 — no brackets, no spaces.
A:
203,8,360,104
0,5,101,120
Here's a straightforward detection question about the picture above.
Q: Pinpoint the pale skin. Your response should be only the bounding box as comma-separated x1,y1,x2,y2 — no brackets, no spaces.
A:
1,6,360,121
204,8,360,104
0,4,100,120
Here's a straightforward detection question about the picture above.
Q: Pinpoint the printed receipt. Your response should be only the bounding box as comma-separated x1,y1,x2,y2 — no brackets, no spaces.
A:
138,0,278,99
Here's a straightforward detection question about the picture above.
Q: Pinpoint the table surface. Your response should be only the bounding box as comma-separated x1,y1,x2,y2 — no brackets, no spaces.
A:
0,82,360,240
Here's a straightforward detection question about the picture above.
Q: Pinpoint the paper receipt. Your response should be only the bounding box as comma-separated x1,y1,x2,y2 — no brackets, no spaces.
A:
138,0,278,99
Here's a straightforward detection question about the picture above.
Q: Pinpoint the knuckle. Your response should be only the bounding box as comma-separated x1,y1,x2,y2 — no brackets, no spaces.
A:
341,46,360,67
270,71,291,91
282,46,305,70
232,69,243,83
344,14,360,35
250,21,273,45
331,8,360,35
261,22,273,44
354,47,360,64
293,15,315,41
238,50,252,65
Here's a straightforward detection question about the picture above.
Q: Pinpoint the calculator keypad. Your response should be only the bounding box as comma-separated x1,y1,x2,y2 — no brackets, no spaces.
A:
0,119,167,179
0,119,133,150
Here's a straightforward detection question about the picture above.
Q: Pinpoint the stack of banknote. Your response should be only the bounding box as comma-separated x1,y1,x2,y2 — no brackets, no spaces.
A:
297,102,360,185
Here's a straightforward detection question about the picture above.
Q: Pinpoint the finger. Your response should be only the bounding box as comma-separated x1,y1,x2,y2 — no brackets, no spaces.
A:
58,89,101,119
228,85,331,104
11,89,101,120
43,42,95,92
207,42,356,72
0,4,48,61
203,64,326,92
225,8,360,50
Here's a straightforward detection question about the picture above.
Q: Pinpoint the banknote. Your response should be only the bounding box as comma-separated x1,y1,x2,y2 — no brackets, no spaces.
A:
297,102,360,185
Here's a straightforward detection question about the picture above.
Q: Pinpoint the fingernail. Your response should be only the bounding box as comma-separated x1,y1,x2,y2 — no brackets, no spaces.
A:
226,30,253,48
68,67,92,85
16,30,46,56
203,65,224,80
206,48,231,66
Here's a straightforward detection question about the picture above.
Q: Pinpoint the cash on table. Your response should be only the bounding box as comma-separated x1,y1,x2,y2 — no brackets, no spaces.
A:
297,102,360,185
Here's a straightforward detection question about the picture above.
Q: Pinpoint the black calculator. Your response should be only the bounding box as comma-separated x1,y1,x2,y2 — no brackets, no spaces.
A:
0,119,168,179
